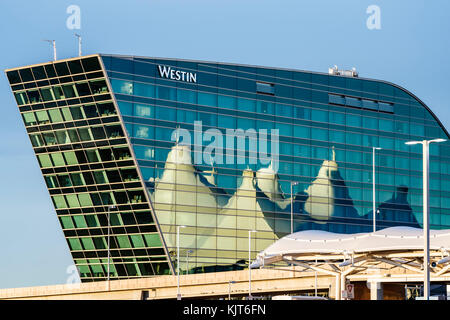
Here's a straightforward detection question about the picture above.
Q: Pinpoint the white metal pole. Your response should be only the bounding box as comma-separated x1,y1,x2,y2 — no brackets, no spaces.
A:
107,205,115,291
248,230,256,300
290,181,298,234
249,231,251,300
423,141,430,300
52,40,57,61
75,34,82,56
315,259,318,296
177,226,181,300
406,138,446,300
372,147,381,232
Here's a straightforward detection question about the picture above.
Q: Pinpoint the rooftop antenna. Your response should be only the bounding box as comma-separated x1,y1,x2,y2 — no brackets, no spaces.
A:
75,33,82,57
43,39,57,61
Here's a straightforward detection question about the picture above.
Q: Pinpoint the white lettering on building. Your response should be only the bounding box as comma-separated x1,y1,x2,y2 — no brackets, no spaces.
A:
158,65,197,83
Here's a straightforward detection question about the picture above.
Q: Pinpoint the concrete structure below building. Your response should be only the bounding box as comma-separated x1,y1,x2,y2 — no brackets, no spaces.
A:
0,267,448,300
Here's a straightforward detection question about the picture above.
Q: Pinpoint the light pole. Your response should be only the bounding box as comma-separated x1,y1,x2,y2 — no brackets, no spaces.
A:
177,225,186,300
75,33,82,56
290,181,299,234
248,229,256,300
405,138,446,300
43,39,57,61
228,280,236,300
186,250,193,275
372,147,382,232
106,205,116,291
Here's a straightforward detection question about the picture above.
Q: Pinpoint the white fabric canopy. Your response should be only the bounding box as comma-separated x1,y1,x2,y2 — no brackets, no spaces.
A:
252,226,450,268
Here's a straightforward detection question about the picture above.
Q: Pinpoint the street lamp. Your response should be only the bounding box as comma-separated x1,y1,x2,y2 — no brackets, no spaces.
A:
228,280,236,300
405,138,446,300
186,250,193,275
248,229,257,300
372,147,382,232
106,205,116,291
177,225,186,300
290,181,299,234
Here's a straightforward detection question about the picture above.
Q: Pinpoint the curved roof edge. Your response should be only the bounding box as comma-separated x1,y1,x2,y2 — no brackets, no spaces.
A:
100,54,450,139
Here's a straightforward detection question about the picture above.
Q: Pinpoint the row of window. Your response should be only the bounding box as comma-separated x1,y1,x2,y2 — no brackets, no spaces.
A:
22,102,116,126
117,100,438,139
329,94,394,113
6,57,102,84
110,77,435,125
44,167,139,188
67,233,162,251
30,124,124,147
52,189,146,209
104,57,415,106
60,210,155,228
14,79,108,105
37,146,132,168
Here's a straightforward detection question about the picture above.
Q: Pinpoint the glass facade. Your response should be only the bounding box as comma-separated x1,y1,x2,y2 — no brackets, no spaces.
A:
6,54,450,280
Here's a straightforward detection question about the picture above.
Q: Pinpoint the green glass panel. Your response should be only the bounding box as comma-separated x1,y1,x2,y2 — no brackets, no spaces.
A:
66,194,80,208
48,109,63,123
93,171,108,184
85,215,100,228
60,216,75,229
35,110,50,124
73,215,88,228
68,238,82,250
143,234,162,247
22,112,37,126
52,195,67,209
61,108,73,121
40,88,54,101
81,237,95,250
117,235,132,248
38,154,52,168
70,173,85,186
130,235,145,248
50,153,65,166
78,193,93,207
63,151,78,165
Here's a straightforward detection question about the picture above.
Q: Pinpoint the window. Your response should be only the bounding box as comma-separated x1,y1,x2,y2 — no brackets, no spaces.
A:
86,149,101,163
97,102,116,116
63,151,78,165
30,134,44,147
14,92,28,105
57,174,72,187
51,153,65,166
75,83,89,98
42,132,57,145
35,110,50,124
44,175,59,188
40,88,54,101
78,128,93,141
52,195,68,209
23,112,37,126
27,90,42,104
89,79,108,94
55,130,70,144
78,193,93,207
70,173,85,186
62,84,77,98
93,171,108,184
48,109,63,123
256,82,275,95
52,86,65,100
70,106,86,120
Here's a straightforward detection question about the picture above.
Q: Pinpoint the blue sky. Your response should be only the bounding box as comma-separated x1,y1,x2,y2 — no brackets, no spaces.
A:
0,0,449,288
